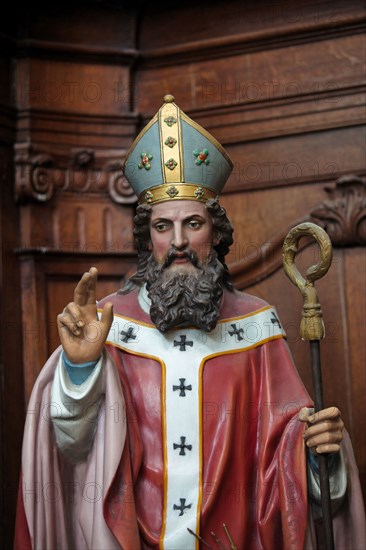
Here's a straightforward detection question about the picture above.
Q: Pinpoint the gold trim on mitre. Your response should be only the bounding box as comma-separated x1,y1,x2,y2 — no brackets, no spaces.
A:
139,183,218,205
159,97,184,184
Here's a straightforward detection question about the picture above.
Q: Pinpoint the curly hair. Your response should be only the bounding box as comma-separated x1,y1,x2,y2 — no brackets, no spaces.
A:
120,199,234,293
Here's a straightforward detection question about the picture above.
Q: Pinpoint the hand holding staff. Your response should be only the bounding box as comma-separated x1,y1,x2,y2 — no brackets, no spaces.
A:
283,222,339,550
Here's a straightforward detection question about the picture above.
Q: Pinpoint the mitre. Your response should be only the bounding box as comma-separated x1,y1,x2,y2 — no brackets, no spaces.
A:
123,94,233,205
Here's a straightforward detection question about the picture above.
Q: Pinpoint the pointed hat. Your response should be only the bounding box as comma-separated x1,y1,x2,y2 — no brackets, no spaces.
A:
123,94,233,205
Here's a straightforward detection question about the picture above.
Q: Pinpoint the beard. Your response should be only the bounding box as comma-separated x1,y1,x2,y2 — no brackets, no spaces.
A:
144,248,225,333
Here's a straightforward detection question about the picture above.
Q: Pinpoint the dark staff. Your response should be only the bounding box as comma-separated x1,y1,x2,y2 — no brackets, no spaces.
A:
283,222,334,550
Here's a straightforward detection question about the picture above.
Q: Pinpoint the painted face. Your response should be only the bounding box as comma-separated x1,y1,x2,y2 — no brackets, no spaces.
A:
149,200,218,273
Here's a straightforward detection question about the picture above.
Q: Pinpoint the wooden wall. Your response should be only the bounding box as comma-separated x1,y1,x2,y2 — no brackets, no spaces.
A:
1,4,141,546
0,15,23,547
0,1,365,546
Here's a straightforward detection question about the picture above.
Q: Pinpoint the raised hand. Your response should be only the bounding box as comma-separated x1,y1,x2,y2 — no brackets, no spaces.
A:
300,406,344,454
57,267,113,364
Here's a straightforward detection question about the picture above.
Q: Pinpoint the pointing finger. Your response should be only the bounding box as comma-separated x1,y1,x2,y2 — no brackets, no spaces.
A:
86,267,98,305
73,267,98,306
74,271,92,306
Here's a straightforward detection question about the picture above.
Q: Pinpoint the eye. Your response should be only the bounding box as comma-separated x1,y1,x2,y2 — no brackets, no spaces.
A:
153,222,169,232
186,220,202,229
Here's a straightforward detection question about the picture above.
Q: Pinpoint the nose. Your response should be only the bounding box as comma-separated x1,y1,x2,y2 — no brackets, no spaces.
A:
171,223,188,250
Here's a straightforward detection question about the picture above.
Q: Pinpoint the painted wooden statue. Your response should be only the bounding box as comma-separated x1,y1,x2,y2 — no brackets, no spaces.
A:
15,95,365,549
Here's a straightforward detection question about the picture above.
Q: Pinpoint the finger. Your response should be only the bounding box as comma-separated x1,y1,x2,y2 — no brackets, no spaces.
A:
74,271,93,306
299,407,314,422
315,443,341,454
303,419,344,439
100,302,114,339
57,312,81,336
307,407,341,424
64,302,84,327
86,267,98,305
305,431,343,449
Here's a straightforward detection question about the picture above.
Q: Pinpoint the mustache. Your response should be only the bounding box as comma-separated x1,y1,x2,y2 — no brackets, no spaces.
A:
164,248,199,268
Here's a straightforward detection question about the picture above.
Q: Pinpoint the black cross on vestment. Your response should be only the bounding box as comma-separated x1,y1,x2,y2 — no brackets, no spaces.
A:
173,436,192,456
174,335,193,351
270,312,282,329
228,323,244,341
120,327,136,343
173,498,192,516
172,378,192,397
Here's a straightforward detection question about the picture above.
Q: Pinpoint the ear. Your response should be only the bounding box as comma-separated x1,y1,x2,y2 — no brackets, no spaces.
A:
147,241,153,251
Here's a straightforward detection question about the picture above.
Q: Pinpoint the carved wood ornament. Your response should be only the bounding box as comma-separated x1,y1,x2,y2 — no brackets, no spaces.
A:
15,145,137,204
230,175,366,289
311,175,366,247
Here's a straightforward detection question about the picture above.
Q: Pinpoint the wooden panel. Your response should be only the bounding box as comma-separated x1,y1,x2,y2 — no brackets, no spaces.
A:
0,41,22,548
136,34,365,111
221,183,326,249
139,0,366,51
19,4,137,50
16,58,131,115
342,248,366,492
16,109,138,150
0,149,24,549
225,126,365,192
190,87,366,145
19,195,135,252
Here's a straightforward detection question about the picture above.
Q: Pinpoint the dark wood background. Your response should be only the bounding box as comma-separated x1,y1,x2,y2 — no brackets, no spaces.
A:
0,1,365,546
